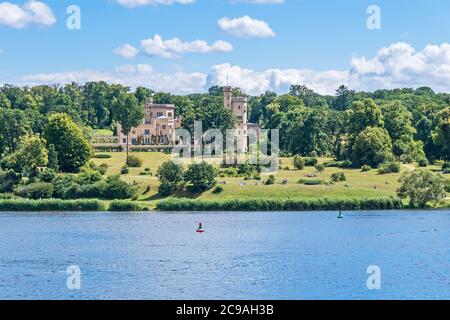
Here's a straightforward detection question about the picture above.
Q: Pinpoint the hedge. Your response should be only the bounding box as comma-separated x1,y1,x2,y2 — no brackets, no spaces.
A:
108,200,143,212
156,197,404,211
0,199,106,211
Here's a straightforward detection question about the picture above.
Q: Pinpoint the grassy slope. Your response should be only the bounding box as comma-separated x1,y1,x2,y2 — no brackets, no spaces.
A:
92,152,450,209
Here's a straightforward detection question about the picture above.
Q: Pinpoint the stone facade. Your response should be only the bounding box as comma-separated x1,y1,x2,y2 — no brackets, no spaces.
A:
117,98,180,146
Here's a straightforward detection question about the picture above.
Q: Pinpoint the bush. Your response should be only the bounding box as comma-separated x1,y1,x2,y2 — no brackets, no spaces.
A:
98,163,108,175
361,165,372,172
378,162,401,175
38,169,57,183
127,155,143,167
324,160,353,168
94,154,112,159
184,162,216,192
315,164,325,172
0,199,106,211
304,158,318,167
293,156,305,170
15,182,53,200
330,172,346,182
418,158,429,167
212,186,224,194
103,175,137,199
0,170,22,193
109,200,142,212
156,197,404,211
157,161,184,196
265,175,276,185
397,170,446,208
297,178,325,185
442,162,450,173
445,180,450,193
120,166,129,175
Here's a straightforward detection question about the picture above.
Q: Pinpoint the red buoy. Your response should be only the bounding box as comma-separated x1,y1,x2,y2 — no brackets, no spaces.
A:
196,222,205,233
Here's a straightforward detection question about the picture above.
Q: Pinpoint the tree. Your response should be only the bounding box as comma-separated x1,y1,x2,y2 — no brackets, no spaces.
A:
135,86,154,105
157,161,184,196
112,92,144,165
349,98,384,135
0,108,29,155
382,101,417,157
332,85,354,111
184,162,216,192
3,135,48,174
352,127,393,167
432,107,450,160
293,156,304,170
44,113,92,172
397,170,446,208
0,92,11,109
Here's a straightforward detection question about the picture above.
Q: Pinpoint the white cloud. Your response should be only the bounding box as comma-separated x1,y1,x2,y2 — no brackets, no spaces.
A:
218,15,275,38
140,34,233,59
18,43,450,96
0,0,55,29
114,44,139,59
22,64,208,94
349,42,450,92
207,63,348,95
114,0,195,8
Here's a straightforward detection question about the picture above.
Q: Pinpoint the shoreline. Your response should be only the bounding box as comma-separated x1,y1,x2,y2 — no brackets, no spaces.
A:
0,198,448,212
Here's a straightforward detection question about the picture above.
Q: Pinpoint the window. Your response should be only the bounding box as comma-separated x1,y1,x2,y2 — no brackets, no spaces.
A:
168,112,173,117
144,129,150,135
123,138,126,143
157,112,163,117
162,125,166,130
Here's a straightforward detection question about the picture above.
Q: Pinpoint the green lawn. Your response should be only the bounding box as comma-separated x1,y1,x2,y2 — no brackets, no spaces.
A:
92,152,449,209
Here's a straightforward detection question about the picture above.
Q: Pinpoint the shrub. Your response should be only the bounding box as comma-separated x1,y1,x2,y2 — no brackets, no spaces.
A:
139,171,152,176
0,170,22,193
103,175,137,199
297,178,325,185
120,166,129,175
98,163,108,175
15,182,53,200
212,186,224,194
442,162,450,173
330,172,346,182
157,161,184,196
397,170,446,208
361,165,372,172
94,154,112,159
184,162,216,192
109,200,142,212
283,166,290,171
378,162,401,175
400,154,414,164
304,158,318,167
315,164,325,173
445,180,450,193
0,199,106,211
324,160,353,168
127,155,143,167
418,158,429,167
265,175,276,185
38,169,57,183
293,156,305,170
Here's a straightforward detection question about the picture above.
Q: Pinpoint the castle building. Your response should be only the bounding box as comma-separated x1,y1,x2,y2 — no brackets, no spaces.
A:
223,86,248,151
117,98,180,147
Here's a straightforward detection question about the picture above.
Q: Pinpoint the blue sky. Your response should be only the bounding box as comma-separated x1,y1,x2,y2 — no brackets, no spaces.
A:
1,0,450,94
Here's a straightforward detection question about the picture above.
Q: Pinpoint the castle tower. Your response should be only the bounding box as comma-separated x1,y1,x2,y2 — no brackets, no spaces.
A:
223,86,248,153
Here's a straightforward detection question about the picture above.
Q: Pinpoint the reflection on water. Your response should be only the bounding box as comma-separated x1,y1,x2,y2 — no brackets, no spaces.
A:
0,210,449,300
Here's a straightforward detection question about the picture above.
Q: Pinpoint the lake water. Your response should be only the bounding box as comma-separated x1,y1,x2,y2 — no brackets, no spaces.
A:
0,210,449,300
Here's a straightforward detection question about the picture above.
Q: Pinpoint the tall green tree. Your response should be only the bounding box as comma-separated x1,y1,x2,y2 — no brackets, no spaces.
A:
432,107,450,160
397,170,446,208
352,127,393,167
0,108,29,155
111,92,144,165
44,113,92,172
